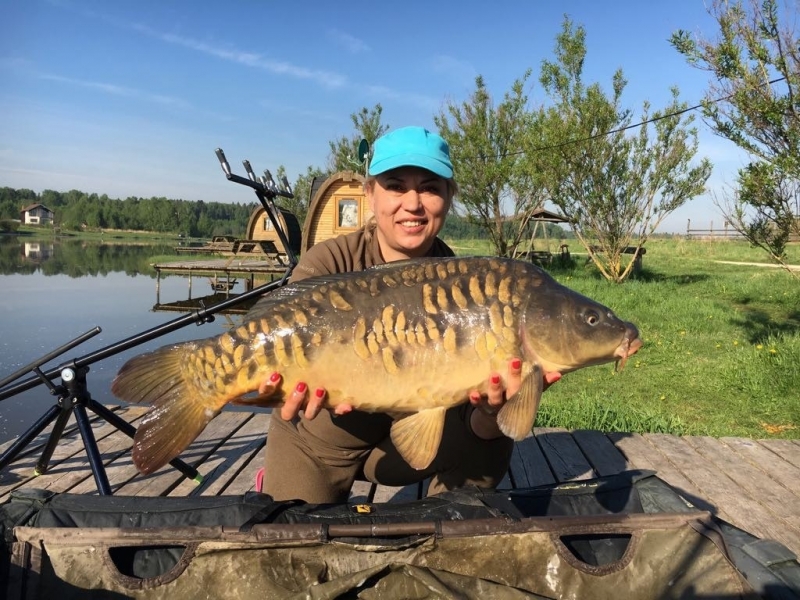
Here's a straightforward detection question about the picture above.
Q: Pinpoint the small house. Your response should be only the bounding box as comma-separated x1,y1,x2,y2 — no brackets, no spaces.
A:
20,204,54,226
301,171,369,253
244,206,302,257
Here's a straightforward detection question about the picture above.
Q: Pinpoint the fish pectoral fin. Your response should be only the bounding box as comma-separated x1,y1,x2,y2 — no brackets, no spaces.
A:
390,407,447,470
497,363,544,441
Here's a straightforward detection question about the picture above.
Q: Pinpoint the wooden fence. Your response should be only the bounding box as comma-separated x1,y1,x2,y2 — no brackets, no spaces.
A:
685,219,745,239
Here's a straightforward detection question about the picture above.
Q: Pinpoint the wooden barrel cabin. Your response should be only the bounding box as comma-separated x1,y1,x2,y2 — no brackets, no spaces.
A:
244,206,302,258
301,171,369,253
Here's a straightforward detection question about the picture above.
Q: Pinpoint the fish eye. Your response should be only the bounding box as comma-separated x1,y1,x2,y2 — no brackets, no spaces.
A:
585,310,600,326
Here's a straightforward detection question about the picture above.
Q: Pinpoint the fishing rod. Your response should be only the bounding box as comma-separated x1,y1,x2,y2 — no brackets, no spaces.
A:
0,149,299,494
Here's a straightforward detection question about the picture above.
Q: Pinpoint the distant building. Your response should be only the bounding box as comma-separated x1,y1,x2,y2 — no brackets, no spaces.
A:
20,203,54,226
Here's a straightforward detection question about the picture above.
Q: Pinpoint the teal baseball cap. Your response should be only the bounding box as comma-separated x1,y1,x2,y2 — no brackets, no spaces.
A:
368,126,453,179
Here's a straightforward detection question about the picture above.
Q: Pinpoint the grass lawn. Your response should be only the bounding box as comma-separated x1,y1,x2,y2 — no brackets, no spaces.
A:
446,237,800,439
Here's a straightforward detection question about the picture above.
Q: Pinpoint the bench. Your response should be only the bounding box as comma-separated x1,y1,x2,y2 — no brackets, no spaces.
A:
587,245,646,272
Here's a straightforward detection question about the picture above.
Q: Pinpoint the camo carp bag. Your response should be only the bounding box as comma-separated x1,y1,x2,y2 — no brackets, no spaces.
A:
2,471,798,599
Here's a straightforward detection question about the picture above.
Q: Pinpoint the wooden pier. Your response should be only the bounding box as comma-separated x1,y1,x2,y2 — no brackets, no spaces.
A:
151,257,291,307
0,406,798,558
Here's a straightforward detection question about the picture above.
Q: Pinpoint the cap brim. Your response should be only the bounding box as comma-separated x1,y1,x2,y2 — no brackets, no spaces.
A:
368,153,453,179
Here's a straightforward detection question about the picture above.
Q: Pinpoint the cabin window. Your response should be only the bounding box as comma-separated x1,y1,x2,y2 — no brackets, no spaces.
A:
262,216,274,231
337,198,359,229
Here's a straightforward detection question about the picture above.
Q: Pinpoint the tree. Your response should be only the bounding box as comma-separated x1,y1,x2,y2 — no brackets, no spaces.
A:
435,72,544,257
327,104,389,173
277,164,326,227
275,104,388,230
536,18,712,282
671,0,800,274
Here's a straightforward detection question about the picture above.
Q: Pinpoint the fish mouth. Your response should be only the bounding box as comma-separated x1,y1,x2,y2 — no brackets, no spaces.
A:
614,335,643,371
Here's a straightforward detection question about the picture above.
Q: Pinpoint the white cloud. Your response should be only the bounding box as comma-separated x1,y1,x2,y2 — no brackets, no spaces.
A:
327,29,370,54
36,73,193,109
130,23,347,89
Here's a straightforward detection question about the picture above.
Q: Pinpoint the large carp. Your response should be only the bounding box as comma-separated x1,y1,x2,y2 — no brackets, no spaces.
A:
112,257,642,475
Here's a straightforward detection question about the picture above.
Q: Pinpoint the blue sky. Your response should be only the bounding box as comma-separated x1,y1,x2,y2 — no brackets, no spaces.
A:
1,0,747,233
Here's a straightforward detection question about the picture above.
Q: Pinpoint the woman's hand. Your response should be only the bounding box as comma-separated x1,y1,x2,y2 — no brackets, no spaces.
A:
467,358,562,440
258,373,352,421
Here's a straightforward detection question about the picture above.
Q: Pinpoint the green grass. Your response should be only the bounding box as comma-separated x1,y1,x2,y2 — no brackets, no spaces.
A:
445,237,800,439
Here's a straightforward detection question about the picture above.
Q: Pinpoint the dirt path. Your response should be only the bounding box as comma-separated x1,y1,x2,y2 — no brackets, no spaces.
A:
714,260,800,271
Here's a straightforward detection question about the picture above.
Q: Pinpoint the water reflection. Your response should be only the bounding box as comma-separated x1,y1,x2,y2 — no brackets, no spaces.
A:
0,234,176,277
23,242,54,260
0,236,264,445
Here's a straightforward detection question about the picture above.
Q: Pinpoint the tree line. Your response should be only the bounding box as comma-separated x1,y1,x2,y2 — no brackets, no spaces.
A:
0,187,256,238
0,185,568,243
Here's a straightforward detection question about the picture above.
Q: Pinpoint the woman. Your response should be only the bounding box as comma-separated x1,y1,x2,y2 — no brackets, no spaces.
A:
256,126,558,503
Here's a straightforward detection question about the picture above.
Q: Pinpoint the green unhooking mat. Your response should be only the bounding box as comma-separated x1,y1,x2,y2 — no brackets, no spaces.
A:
1,470,798,599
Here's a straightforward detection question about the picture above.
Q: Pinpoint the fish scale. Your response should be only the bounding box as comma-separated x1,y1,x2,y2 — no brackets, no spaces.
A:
112,257,642,475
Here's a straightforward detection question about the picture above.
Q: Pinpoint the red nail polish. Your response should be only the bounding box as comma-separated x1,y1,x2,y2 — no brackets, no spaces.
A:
315,388,325,399
269,372,280,383
491,375,501,385
511,359,522,370
296,382,307,394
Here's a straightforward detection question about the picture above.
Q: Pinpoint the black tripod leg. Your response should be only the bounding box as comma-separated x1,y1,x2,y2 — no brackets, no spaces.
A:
0,404,61,471
73,404,112,495
87,400,203,484
35,405,74,475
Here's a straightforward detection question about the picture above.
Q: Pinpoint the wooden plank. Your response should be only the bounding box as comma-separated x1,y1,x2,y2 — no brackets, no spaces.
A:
748,438,800,475
684,436,800,523
717,437,800,503
348,479,374,503
644,433,799,552
507,436,556,488
607,432,711,511
116,411,251,497
224,446,265,496
571,430,630,476
0,405,136,455
497,471,512,490
0,408,148,501
533,427,594,482
170,413,269,497
372,483,420,504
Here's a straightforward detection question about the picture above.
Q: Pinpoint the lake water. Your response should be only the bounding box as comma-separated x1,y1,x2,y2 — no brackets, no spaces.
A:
0,236,258,445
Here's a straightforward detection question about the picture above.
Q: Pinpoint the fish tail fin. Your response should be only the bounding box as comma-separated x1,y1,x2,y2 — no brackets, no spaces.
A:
497,364,544,440
111,342,222,475
390,407,447,470
131,390,218,475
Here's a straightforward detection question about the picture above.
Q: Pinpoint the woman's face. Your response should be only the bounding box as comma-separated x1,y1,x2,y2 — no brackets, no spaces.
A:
367,166,452,262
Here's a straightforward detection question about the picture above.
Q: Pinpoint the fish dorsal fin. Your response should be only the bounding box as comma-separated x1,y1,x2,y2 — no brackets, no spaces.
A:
390,407,447,470
497,363,544,440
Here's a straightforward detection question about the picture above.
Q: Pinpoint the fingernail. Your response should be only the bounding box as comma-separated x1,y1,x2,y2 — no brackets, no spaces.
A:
315,388,325,399
296,382,307,394
269,372,280,383
511,359,522,370
490,375,501,385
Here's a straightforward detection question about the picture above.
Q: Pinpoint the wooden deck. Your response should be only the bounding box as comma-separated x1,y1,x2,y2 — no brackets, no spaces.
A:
1,406,798,558
153,257,291,277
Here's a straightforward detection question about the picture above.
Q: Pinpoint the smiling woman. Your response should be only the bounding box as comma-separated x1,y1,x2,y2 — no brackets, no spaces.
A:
255,126,549,505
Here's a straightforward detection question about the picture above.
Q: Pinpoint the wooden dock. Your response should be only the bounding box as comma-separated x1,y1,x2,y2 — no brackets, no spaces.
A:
1,406,798,558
